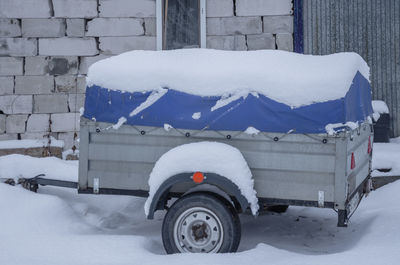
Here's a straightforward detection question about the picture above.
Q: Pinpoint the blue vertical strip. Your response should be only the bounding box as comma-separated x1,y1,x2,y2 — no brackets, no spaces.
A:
294,0,304,53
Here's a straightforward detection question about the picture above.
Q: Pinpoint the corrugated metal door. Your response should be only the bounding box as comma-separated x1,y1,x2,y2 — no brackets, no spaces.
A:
303,0,400,137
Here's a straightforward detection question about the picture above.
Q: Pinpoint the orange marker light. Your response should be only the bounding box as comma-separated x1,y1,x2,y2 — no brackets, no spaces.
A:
192,172,204,183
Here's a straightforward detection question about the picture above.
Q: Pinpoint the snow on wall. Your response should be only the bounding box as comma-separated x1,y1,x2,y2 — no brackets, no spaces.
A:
372,100,390,114
87,49,370,108
0,154,77,182
0,137,64,149
144,141,259,216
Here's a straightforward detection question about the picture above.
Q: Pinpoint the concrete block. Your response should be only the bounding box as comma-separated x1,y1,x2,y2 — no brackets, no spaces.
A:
206,35,246,50
144,18,156,36
6,114,28,133
0,19,21,37
68,93,85,112
0,77,14,95
55,76,76,93
24,57,48,75
79,55,111,74
247,34,275,50
236,0,292,16
99,0,156,18
58,131,79,150
51,113,79,132
0,0,51,18
26,114,50,132
276,33,293,51
87,18,144,37
0,141,62,157
263,16,293,33
66,19,85,37
0,57,23,76
99,36,156,54
22,19,66,37
25,56,78,75
15,76,54,94
33,94,68,114
39,38,98,56
0,114,5,133
0,95,33,114
20,132,50,140
77,76,88,93
12,96,33,114
48,57,79,75
0,38,37,56
0,97,15,114
53,0,98,18
0,133,18,140
207,0,234,17
207,17,262,35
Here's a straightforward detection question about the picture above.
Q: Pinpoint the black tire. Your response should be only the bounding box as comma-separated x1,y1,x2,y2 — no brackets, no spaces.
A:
267,205,289,213
162,192,241,254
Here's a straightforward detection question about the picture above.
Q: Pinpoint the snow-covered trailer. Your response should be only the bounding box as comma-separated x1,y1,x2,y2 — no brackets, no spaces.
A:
78,49,374,254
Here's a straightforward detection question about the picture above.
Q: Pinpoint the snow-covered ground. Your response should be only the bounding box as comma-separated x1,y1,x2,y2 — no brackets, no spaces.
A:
0,138,399,265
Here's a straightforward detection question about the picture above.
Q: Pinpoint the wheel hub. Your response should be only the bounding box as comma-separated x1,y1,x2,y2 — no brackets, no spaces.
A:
173,207,224,253
192,222,208,241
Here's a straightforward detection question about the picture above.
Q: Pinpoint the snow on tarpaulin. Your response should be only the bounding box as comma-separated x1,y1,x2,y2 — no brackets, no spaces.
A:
84,49,373,134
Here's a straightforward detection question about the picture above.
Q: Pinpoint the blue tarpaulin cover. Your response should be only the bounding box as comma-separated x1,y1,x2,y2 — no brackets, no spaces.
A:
83,71,372,134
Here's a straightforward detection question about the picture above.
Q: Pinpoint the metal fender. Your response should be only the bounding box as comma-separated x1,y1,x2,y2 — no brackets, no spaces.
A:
147,172,249,219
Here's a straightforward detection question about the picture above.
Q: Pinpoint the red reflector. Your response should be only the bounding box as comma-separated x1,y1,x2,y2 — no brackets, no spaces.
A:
192,172,204,184
368,136,372,154
351,152,356,170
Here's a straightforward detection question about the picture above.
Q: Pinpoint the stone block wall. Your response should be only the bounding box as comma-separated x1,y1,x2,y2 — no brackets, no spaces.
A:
0,0,293,152
206,0,293,51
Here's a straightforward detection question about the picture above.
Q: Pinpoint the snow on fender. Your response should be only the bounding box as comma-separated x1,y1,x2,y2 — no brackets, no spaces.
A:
144,141,259,216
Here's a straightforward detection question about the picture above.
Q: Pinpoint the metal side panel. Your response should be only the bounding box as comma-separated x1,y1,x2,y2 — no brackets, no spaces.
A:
253,169,335,201
87,142,336,174
87,169,149,190
333,136,347,210
78,124,90,189
346,125,372,197
80,118,344,204
87,121,333,144
333,124,372,210
89,133,336,155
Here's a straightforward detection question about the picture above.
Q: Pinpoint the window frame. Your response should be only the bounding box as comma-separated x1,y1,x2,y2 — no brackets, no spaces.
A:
156,0,206,50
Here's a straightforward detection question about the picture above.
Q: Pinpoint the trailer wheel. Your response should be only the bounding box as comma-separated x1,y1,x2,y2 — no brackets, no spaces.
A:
162,192,241,254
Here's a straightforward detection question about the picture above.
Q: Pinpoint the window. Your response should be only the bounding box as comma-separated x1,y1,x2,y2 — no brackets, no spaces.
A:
156,0,206,50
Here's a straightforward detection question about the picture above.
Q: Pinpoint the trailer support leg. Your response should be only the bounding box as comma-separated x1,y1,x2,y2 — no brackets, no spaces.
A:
337,209,348,227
